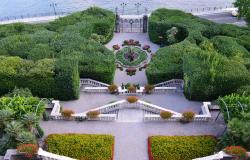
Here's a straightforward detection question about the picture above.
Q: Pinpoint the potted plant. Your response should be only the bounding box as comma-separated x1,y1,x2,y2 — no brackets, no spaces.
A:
61,109,74,120
127,96,138,103
113,44,120,50
142,45,150,50
17,144,38,159
126,68,136,76
144,84,155,94
127,85,136,93
160,111,173,120
180,111,195,123
108,84,118,94
86,111,100,119
224,146,247,160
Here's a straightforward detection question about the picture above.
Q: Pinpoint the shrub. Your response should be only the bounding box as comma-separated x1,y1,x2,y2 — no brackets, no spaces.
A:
86,111,100,118
36,125,44,138
127,85,136,93
45,134,114,160
42,112,49,121
144,84,155,94
61,109,74,118
160,111,172,119
224,146,247,158
17,144,38,159
181,111,195,122
217,94,250,122
126,96,138,103
148,136,217,160
5,87,32,97
108,84,118,93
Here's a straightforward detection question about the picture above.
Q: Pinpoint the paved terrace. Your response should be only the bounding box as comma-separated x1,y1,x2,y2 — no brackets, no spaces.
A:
61,92,202,113
41,118,225,160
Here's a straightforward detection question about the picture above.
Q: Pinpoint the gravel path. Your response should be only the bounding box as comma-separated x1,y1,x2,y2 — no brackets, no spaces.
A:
41,120,225,160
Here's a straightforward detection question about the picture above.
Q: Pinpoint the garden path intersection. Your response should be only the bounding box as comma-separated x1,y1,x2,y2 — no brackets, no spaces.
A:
41,32,227,160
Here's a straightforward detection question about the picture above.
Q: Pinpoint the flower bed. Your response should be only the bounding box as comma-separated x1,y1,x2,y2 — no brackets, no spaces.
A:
148,136,217,160
116,46,147,67
45,134,114,160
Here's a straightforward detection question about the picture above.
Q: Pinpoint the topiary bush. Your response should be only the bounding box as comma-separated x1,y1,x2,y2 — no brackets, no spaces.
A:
61,109,75,119
160,111,172,119
181,111,195,123
108,84,118,94
126,96,138,103
144,84,155,94
86,111,100,118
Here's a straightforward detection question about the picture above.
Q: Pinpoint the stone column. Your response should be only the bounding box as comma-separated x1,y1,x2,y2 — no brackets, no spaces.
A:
142,15,148,33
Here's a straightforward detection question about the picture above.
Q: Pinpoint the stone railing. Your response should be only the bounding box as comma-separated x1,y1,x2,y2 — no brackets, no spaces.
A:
80,78,110,87
144,102,212,122
49,100,212,122
38,148,76,160
82,87,109,93
82,86,178,94
154,79,184,89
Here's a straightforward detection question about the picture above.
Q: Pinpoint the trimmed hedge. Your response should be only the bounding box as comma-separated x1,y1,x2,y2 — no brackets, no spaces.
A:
183,50,250,100
45,134,114,160
148,136,217,160
147,8,250,100
0,56,79,100
0,7,116,99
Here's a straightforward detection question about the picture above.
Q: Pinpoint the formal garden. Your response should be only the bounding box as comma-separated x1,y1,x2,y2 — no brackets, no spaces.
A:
0,5,250,160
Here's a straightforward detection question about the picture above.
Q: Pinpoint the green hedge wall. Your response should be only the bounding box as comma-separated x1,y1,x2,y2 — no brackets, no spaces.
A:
149,136,217,160
45,134,114,160
147,8,250,100
0,56,79,100
183,50,250,100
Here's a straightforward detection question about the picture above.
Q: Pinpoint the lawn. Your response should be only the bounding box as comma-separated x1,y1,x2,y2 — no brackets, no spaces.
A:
148,135,217,160
45,134,114,160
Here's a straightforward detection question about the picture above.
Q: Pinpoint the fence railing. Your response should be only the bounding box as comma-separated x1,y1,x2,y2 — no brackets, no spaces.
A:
0,11,71,22
0,5,235,23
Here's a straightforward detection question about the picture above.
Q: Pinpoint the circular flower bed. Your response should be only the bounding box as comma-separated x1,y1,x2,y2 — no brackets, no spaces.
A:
116,46,148,67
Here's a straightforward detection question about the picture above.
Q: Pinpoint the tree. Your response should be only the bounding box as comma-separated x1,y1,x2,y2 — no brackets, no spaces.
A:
0,109,13,128
22,113,38,133
16,131,36,145
4,121,23,138
234,0,250,25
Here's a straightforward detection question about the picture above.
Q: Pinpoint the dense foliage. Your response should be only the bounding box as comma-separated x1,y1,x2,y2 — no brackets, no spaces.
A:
234,0,250,25
0,7,116,99
147,9,250,100
0,56,79,100
148,136,217,160
45,134,114,160
217,94,250,150
0,95,45,155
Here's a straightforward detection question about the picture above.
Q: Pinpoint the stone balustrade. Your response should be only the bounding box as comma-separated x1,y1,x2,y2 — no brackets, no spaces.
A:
154,79,184,89
82,86,178,94
144,102,212,122
80,78,110,87
50,100,212,122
